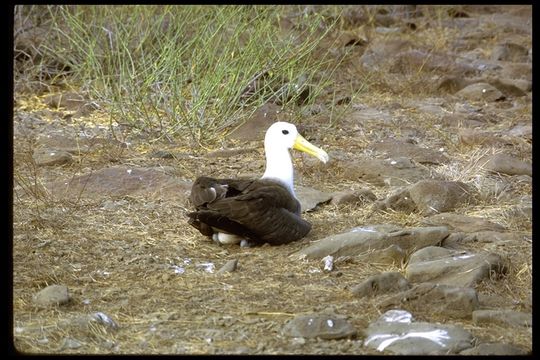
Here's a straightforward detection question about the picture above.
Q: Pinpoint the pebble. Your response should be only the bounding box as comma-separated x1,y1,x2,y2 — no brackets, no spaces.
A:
33,284,70,307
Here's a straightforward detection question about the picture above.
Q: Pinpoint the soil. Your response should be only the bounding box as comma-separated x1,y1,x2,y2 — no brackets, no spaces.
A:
12,5,532,355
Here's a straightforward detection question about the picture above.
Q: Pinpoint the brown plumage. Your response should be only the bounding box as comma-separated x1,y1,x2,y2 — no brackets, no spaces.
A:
186,121,328,246
187,176,311,245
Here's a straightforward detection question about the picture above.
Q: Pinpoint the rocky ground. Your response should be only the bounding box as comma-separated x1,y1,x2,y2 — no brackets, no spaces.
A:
13,5,532,355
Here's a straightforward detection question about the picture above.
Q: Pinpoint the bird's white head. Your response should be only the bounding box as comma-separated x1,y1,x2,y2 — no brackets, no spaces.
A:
264,121,329,163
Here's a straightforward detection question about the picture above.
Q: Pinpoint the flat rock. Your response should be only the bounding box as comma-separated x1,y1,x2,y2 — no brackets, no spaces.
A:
375,180,476,215
377,283,479,319
472,309,532,328
364,312,474,354
455,82,505,102
33,148,73,166
390,49,476,76
205,147,257,159
422,212,506,232
460,343,529,355
295,186,332,212
227,103,283,141
356,244,407,265
405,247,507,287
46,166,192,202
282,313,356,339
491,42,529,62
36,134,121,154
33,285,70,307
458,128,523,147
369,139,449,165
291,225,449,260
350,272,410,298
339,156,430,186
482,153,532,176
330,189,376,206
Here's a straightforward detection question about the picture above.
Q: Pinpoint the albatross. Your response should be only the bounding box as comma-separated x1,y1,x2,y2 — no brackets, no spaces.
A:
187,121,329,246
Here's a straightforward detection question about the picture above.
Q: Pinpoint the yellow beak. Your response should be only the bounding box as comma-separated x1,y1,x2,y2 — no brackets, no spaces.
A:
293,134,329,163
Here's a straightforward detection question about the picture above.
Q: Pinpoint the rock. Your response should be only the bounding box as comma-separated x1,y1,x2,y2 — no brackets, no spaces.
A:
216,259,238,275
359,39,413,71
291,225,448,260
32,148,73,166
364,311,474,354
500,62,532,81
282,313,356,340
422,212,506,232
46,166,192,202
61,337,83,350
205,147,257,159
356,244,407,265
460,231,530,244
350,272,410,298
374,187,416,213
377,283,479,319
228,103,283,141
339,156,430,186
33,285,70,307
491,42,529,62
295,186,332,212
405,247,507,287
35,134,119,154
460,343,529,355
482,153,532,176
390,49,477,76
455,82,505,102
486,78,529,97
408,180,475,215
44,92,87,111
472,309,532,328
369,139,449,165
458,128,525,147
330,189,376,206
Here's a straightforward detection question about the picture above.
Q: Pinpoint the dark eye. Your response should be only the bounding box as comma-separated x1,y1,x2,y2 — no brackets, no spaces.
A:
282,130,289,135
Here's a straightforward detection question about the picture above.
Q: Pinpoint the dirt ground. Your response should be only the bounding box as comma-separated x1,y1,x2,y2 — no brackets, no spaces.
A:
12,5,532,355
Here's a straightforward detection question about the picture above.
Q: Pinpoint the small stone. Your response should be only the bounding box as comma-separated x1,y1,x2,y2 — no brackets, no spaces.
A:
351,272,410,298
216,259,238,275
33,285,70,307
455,82,505,102
32,148,73,166
282,313,356,340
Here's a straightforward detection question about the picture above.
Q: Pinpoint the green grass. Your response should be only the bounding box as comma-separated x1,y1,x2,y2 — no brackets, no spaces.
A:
16,5,349,143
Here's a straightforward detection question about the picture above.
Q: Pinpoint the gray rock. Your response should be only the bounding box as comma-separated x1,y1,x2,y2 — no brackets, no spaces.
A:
330,189,376,206
291,225,448,260
32,148,73,166
455,82,505,102
482,153,532,176
340,156,430,186
33,285,70,307
461,231,530,244
282,313,356,339
422,212,506,232
369,139,449,165
356,244,407,265
472,309,532,328
390,49,477,75
364,317,474,354
350,272,410,298
61,337,83,350
500,62,532,81
377,283,479,319
458,128,519,147
46,166,192,202
491,42,529,62
405,247,507,287
35,133,122,154
460,342,528,355
216,259,238,275
205,148,257,159
408,180,475,215
486,77,529,97
228,103,283,141
374,187,416,213
295,186,332,212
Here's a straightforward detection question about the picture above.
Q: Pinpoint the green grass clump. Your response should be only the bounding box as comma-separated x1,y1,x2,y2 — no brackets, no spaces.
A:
19,5,345,143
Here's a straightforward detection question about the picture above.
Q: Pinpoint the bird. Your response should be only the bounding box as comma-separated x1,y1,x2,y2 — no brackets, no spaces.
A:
187,121,329,247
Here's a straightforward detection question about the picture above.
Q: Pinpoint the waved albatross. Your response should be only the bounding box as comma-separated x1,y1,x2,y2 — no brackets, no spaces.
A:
187,121,329,246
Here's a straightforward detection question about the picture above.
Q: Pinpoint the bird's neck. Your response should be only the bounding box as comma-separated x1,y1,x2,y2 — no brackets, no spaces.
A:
261,146,295,196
